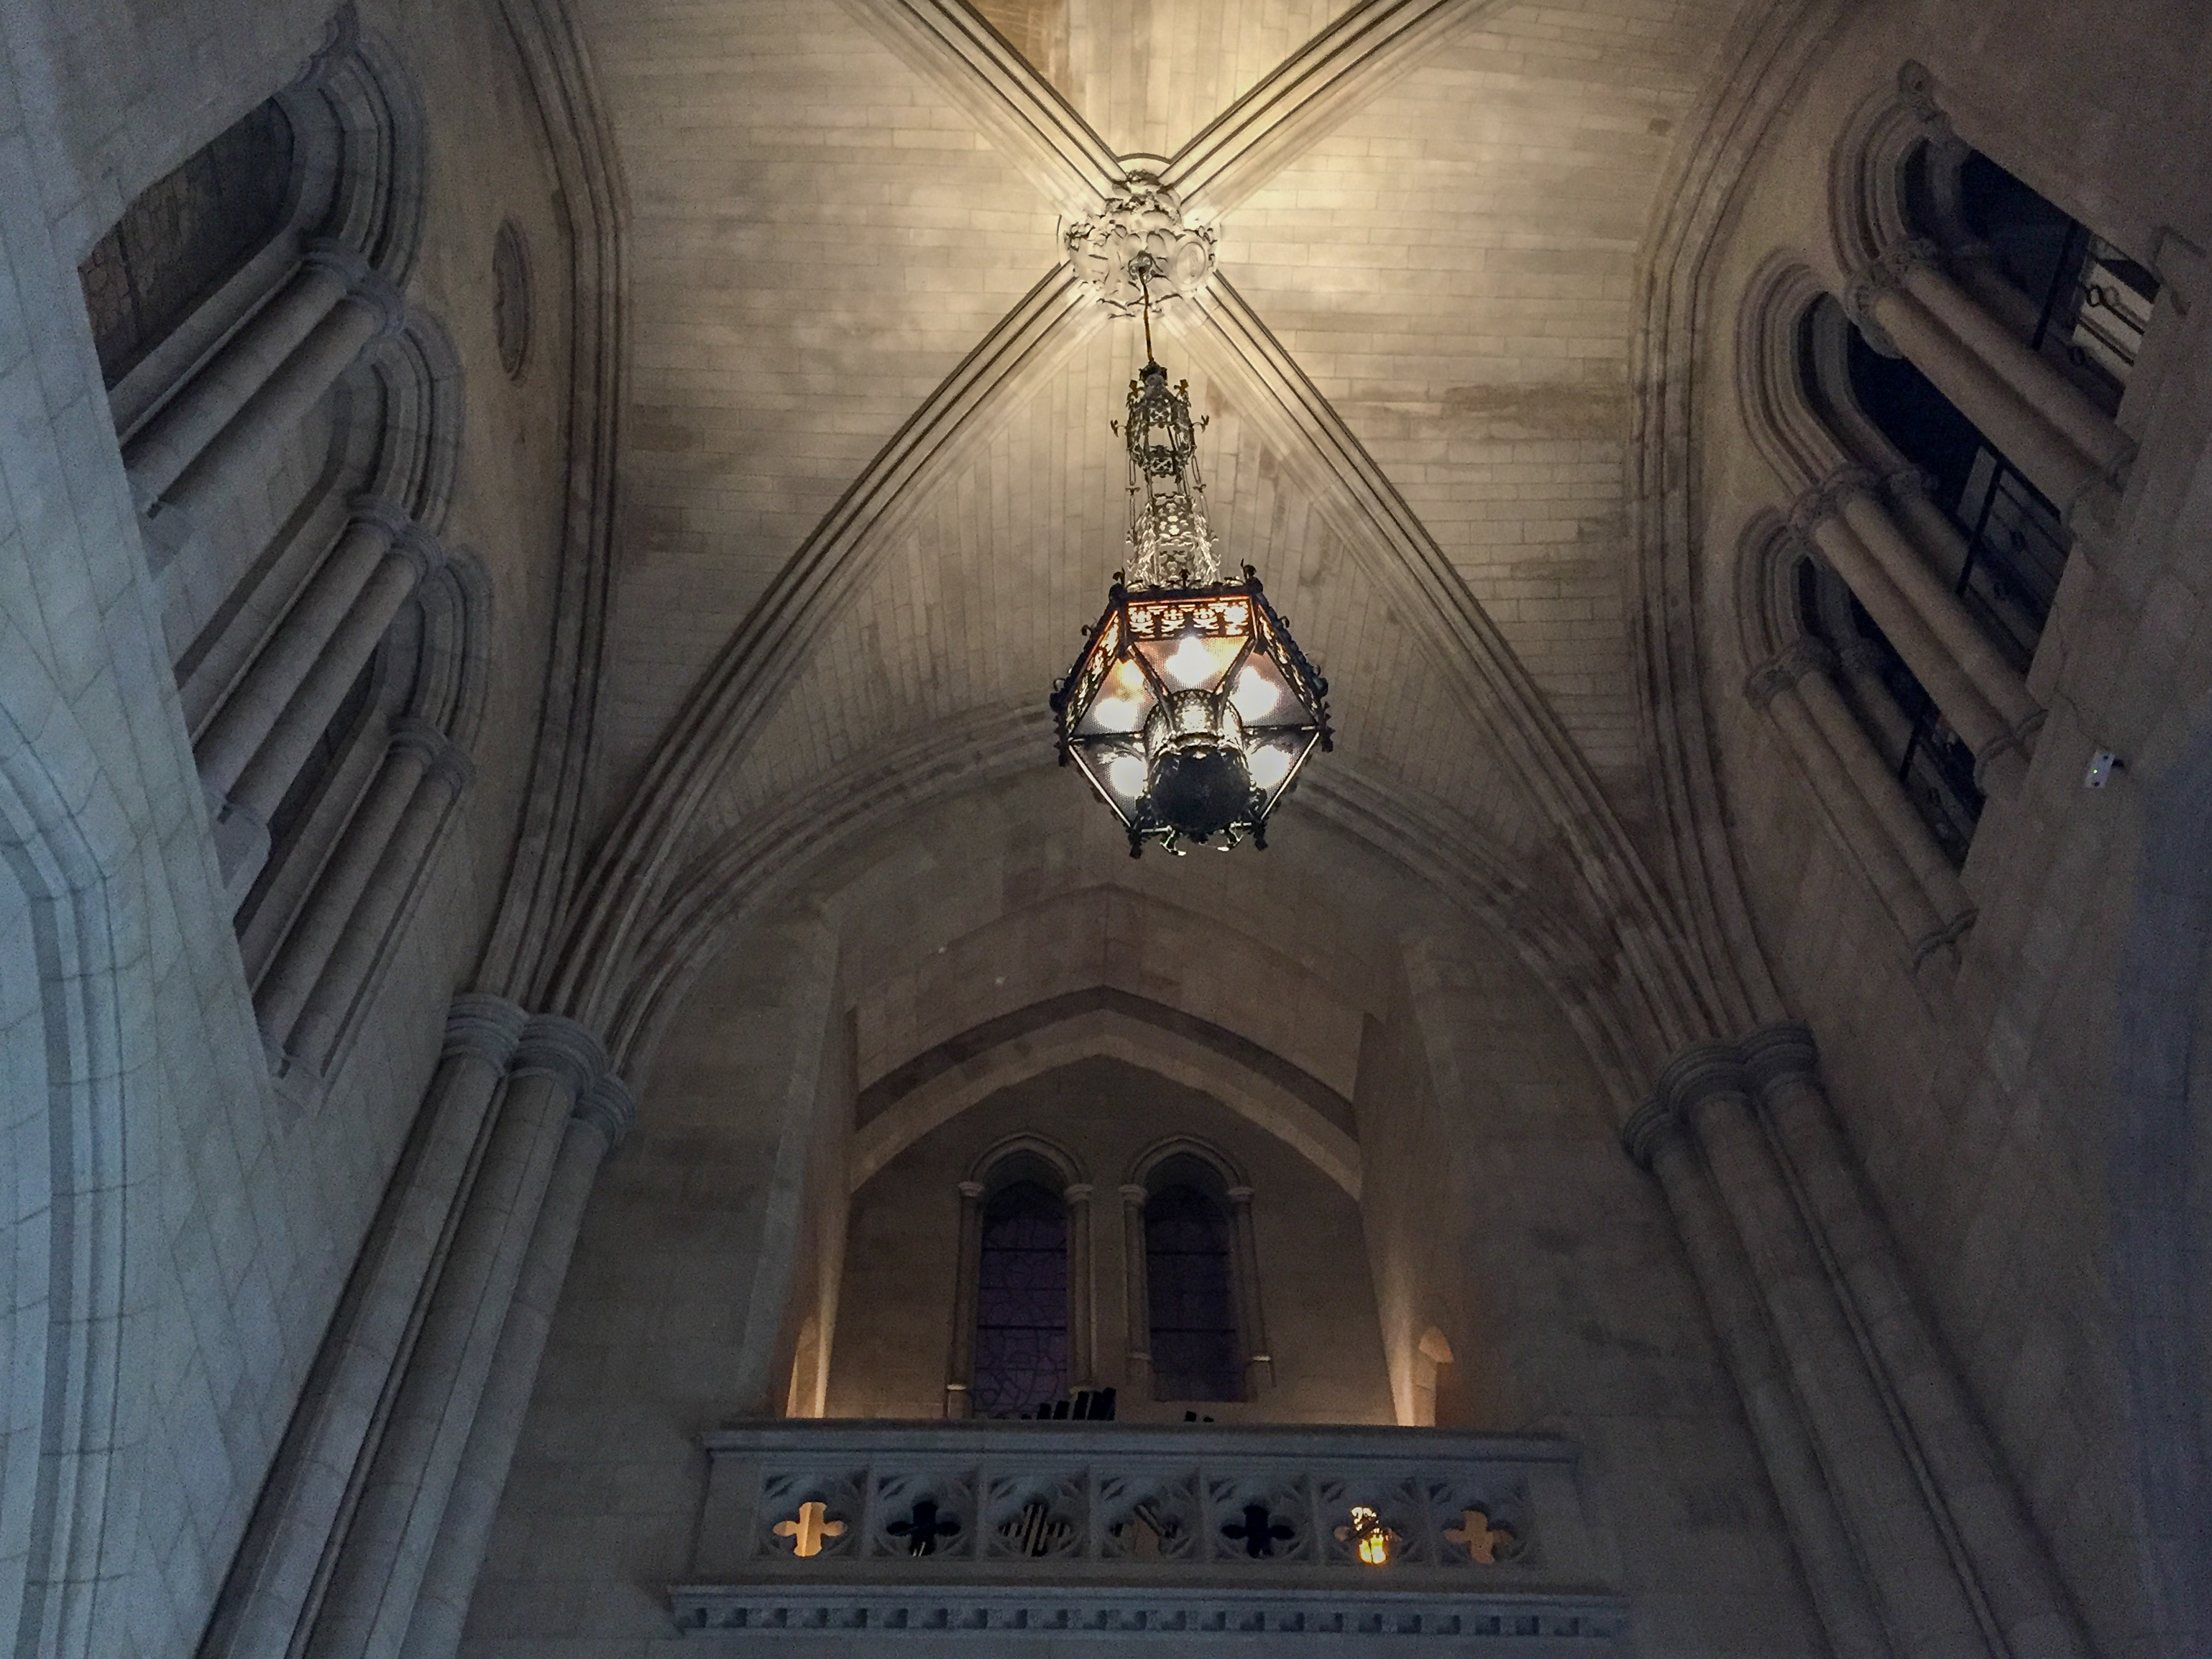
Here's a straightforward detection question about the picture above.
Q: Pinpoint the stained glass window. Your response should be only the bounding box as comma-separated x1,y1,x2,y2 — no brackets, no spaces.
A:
1146,1184,1242,1401
972,1180,1068,1417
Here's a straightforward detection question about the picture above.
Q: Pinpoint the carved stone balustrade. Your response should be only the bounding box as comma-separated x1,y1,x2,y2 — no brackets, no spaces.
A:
669,1421,1626,1648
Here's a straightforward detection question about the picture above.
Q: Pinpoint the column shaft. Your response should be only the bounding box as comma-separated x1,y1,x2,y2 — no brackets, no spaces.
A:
1745,1030,2093,1659
1675,1054,1991,1658
1064,1183,1096,1389
157,286,389,525
284,742,469,1071
198,510,404,796
306,1021,600,1659
1804,513,2014,768
1794,672,1974,927
1119,1185,1152,1402
201,997,524,1659
1836,490,2039,737
1226,1186,1272,1394
253,734,427,1049
123,259,349,500
1900,261,2132,479
1763,679,1948,951
945,1182,983,1419
1868,286,2105,516
396,1100,621,1659
1626,1105,1893,1659
219,542,431,899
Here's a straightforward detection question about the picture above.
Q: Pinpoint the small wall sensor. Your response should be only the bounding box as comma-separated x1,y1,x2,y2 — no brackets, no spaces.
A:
2085,749,2122,789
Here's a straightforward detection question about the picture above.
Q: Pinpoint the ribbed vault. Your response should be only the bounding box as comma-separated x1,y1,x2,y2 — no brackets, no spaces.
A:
554,0,1785,1089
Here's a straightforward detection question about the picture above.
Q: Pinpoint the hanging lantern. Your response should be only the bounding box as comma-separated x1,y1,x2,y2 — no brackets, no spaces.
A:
1052,255,1331,856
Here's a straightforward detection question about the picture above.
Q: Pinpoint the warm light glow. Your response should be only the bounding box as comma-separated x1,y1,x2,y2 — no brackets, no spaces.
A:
1164,633,1217,689
1344,1506,1391,1566
1107,754,1149,797
1231,664,1281,721
1248,743,1293,791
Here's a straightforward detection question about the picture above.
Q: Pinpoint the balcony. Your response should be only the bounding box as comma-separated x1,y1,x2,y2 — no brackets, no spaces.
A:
670,1421,1626,1647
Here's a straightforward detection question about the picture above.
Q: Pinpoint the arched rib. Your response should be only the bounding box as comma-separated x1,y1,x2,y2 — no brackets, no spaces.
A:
550,272,1097,1021
1162,0,1504,217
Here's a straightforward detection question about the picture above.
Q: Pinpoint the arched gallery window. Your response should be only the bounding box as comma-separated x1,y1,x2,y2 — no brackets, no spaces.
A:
1144,1183,1242,1402
78,99,295,388
1124,1143,1266,1403
72,37,484,1094
971,1180,1070,1417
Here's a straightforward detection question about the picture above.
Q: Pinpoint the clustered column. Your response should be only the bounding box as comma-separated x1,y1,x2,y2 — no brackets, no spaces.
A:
202,998,635,1659
1847,239,2134,523
253,717,474,1077
1789,467,2040,796
126,242,407,534
1745,637,1974,971
197,500,448,901
1627,1029,2094,1659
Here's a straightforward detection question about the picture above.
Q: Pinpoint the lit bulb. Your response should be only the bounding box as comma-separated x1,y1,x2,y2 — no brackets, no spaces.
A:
1107,755,1148,797
1231,665,1281,721
1164,635,1216,689
1249,745,1293,791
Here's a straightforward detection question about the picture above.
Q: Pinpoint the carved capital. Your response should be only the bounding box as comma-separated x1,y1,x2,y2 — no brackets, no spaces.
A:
1896,60,1947,132
390,523,447,587
574,1072,638,1149
1063,1181,1094,1204
350,266,411,342
958,1180,986,1200
295,3,362,90
1881,465,1935,505
1744,635,1836,709
302,237,372,291
1657,1040,1752,1125
347,491,414,543
513,1012,610,1098
1739,1022,1820,1098
388,715,474,793
1064,175,1217,315
1119,1182,1149,1206
1620,1098,1687,1172
1844,239,1939,357
442,992,527,1068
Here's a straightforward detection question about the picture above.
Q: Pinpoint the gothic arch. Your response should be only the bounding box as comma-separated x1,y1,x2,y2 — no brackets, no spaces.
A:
854,999,1362,1199
1126,1136,1247,1194
968,1133,1088,1192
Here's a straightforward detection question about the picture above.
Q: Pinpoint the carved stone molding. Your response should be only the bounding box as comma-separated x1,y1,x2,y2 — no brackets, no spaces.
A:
442,992,528,1068
1842,238,1940,357
1743,636,1837,711
1063,176,1217,315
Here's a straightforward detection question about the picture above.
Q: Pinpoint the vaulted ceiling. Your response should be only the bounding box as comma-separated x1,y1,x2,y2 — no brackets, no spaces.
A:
554,0,1763,1070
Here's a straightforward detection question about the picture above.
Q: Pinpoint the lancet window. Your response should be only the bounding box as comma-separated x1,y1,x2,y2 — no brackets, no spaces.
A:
972,1180,1071,1418
945,1140,1095,1420
1144,1183,1242,1402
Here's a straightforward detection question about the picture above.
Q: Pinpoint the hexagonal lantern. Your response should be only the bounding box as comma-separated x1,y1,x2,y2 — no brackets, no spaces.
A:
1051,260,1331,856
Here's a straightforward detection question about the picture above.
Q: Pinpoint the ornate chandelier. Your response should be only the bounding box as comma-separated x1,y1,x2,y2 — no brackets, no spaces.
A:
1051,254,1331,856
